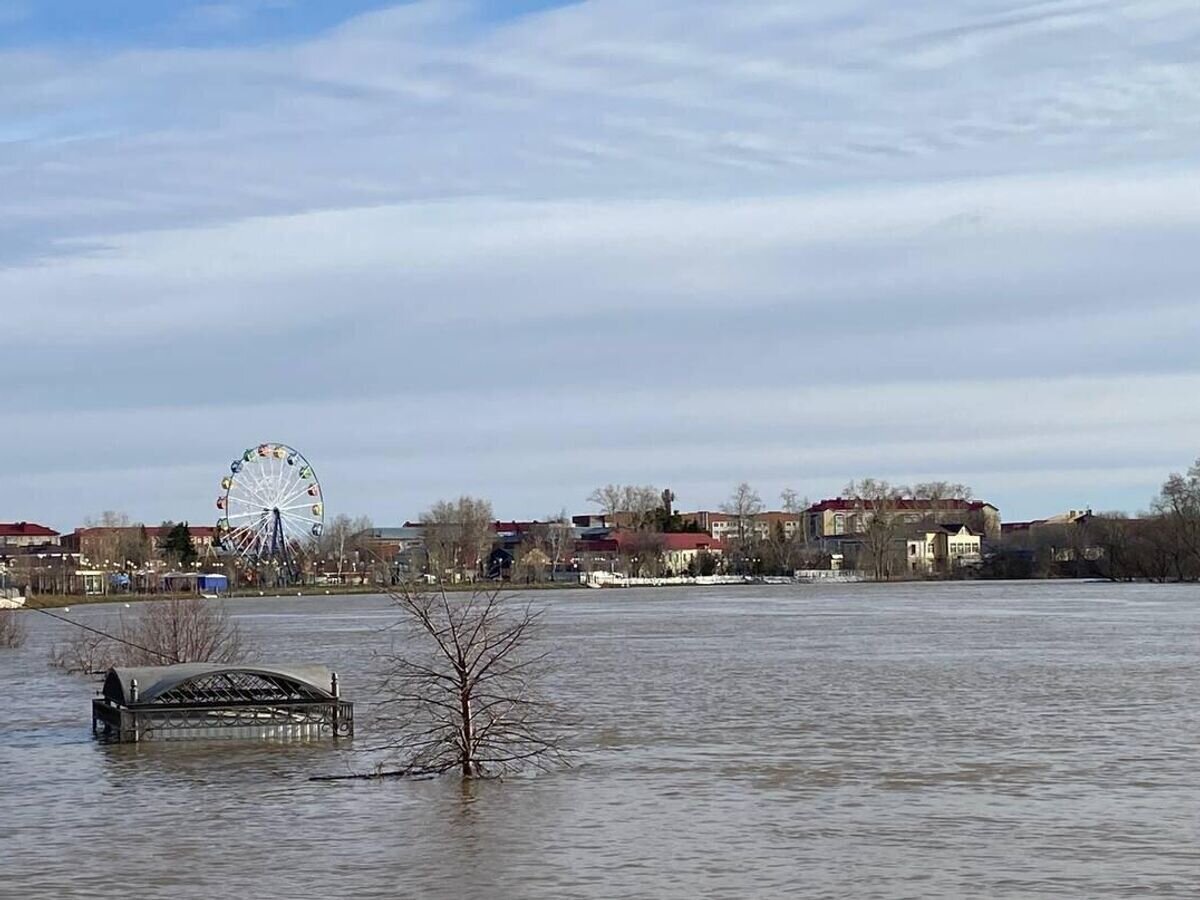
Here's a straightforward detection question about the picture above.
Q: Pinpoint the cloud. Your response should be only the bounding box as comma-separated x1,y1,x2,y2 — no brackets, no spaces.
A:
2,0,1199,525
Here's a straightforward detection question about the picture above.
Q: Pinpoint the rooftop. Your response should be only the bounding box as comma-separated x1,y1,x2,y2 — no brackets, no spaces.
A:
71,524,215,538
808,498,996,513
0,521,60,537
611,531,725,551
103,663,337,706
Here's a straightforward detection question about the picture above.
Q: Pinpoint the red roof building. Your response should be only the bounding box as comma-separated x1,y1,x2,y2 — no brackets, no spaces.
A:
0,522,62,548
62,525,218,564
604,530,722,550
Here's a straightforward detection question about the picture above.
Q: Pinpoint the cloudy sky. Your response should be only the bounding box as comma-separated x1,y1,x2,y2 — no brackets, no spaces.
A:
4,0,1200,529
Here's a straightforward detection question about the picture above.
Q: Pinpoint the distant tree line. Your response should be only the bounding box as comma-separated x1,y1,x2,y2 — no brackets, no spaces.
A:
982,458,1200,583
1077,459,1200,582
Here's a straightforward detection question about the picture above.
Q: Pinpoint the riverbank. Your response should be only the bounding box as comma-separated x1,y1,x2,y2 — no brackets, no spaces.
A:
19,579,588,610
18,574,1120,610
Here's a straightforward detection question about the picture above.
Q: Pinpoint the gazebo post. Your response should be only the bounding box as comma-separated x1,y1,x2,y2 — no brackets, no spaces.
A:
331,672,341,735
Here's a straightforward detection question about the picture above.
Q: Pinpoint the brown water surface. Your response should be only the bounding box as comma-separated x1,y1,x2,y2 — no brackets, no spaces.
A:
1,582,1198,898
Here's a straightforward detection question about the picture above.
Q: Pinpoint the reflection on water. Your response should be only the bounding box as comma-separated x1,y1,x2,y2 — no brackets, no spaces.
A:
2,582,1199,898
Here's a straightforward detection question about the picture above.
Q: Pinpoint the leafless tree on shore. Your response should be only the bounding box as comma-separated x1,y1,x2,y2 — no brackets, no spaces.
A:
373,582,569,778
422,496,494,581
587,484,662,529
50,597,248,673
842,478,904,580
535,510,575,575
721,482,764,541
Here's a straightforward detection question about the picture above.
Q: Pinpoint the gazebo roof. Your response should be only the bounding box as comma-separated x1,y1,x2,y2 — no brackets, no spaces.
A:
102,663,336,706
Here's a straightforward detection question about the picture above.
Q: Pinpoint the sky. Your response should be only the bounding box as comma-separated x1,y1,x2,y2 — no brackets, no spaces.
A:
4,0,1200,530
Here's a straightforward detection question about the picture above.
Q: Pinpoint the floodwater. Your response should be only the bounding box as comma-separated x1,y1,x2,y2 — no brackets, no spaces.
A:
1,582,1198,898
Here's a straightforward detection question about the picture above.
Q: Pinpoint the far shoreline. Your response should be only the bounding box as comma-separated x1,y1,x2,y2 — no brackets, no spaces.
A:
11,577,1136,611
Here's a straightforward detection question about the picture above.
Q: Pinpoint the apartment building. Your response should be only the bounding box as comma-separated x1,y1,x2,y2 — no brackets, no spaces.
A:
680,510,802,542
0,522,61,549
904,523,983,574
805,498,1001,541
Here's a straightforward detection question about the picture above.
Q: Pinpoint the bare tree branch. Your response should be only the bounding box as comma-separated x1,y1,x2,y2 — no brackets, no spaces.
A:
49,597,248,673
0,608,25,649
371,580,570,779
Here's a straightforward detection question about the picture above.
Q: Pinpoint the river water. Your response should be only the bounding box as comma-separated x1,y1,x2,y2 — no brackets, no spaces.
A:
1,582,1198,898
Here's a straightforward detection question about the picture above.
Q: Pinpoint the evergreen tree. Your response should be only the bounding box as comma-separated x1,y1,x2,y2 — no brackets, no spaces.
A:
160,521,198,567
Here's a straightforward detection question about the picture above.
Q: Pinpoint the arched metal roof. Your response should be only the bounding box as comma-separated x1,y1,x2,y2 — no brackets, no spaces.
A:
102,663,336,707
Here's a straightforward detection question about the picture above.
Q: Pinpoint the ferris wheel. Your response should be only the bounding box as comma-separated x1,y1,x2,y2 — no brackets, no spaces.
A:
215,442,323,579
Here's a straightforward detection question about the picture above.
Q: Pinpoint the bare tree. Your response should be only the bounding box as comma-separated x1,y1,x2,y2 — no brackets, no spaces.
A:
87,511,131,528
515,547,550,583
721,482,763,541
535,510,575,576
374,583,568,778
123,597,247,666
911,481,973,501
719,483,763,574
50,597,247,673
318,513,376,580
421,496,495,582
79,511,133,569
50,630,113,674
587,484,626,518
620,531,666,576
586,484,662,529
1152,459,1200,581
780,487,811,558
1083,513,1135,581
0,608,25,649
842,478,905,580
780,488,806,515
118,526,153,568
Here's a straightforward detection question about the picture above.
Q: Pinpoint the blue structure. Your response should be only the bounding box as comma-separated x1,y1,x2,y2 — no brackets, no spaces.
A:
197,573,229,593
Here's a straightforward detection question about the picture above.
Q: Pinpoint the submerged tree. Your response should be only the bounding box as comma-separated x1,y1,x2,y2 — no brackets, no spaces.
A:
50,597,247,673
0,608,25,649
375,583,568,778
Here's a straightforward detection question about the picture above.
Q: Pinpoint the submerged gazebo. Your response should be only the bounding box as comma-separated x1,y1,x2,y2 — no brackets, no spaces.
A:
92,663,353,743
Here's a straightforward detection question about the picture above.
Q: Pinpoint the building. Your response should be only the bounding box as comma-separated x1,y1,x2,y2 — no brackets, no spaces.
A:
904,524,983,574
0,522,61,549
1001,508,1093,537
805,498,1001,542
607,530,725,575
679,511,802,542
658,533,726,574
62,525,218,567
360,525,426,557
1001,509,1101,564
571,514,609,529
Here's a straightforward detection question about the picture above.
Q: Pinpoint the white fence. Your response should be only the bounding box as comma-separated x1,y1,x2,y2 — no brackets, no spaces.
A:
585,573,758,588
0,588,25,609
